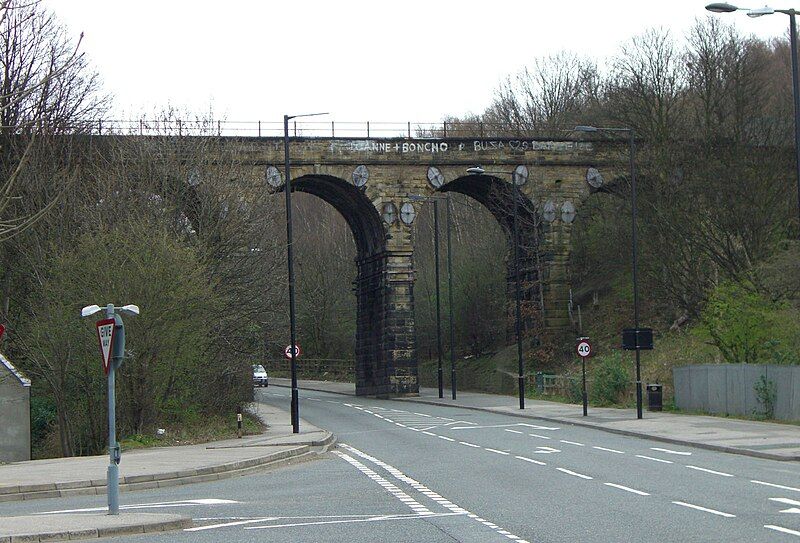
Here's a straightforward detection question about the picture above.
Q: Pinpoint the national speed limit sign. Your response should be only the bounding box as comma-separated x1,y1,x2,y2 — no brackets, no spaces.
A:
576,339,592,358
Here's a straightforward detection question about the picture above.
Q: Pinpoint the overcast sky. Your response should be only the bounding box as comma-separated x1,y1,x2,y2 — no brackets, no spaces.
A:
42,1,790,126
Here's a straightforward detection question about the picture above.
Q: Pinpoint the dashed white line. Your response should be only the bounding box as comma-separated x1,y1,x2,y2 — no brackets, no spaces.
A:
422,431,436,436
413,412,431,417
459,442,480,448
651,447,691,456
528,433,551,440
559,440,584,446
438,435,455,442
635,454,673,464
485,448,510,456
672,501,735,518
685,465,733,477
770,497,800,507
751,480,800,493
505,429,523,434
515,455,546,466
593,446,624,454
604,483,650,496
556,468,593,480
765,525,800,537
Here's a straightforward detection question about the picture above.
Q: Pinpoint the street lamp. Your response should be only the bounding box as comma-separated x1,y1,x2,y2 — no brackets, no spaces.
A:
409,193,453,400
467,166,526,410
705,3,800,233
574,125,645,419
284,111,327,434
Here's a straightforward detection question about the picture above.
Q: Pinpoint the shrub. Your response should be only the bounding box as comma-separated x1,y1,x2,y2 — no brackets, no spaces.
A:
591,352,630,406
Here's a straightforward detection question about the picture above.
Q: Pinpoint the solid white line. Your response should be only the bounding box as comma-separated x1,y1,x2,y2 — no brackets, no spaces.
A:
515,455,546,466
765,525,800,537
413,412,431,417
505,429,523,434
528,433,551,439
485,448,510,455
438,435,455,442
557,468,593,480
459,441,480,448
686,465,733,477
752,480,800,493
604,483,650,496
651,447,691,456
186,517,280,531
244,512,465,530
636,454,673,464
560,440,584,446
593,446,624,454
672,501,735,518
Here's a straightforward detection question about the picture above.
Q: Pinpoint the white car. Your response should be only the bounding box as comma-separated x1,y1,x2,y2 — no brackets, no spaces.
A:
252,364,269,387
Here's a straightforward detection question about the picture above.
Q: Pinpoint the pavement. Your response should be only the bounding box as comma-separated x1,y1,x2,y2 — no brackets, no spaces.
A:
0,399,334,541
272,377,800,461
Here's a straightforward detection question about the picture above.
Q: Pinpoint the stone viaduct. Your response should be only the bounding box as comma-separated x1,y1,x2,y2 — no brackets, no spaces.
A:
95,134,627,397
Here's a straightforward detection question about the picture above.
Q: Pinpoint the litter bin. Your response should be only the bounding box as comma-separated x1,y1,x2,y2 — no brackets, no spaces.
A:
647,384,662,412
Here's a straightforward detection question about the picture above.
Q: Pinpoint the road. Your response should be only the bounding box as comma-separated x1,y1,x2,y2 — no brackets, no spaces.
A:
3,387,800,542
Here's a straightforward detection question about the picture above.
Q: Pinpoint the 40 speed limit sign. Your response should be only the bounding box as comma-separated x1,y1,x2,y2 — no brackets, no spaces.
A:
576,339,592,359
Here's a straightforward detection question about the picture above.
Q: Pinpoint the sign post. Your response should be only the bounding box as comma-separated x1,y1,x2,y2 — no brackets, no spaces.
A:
576,338,592,416
82,303,139,515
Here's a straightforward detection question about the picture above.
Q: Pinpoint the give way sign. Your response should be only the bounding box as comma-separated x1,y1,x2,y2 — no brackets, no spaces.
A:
96,318,116,375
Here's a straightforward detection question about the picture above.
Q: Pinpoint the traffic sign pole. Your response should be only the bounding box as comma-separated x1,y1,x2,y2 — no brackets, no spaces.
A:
105,305,121,515
576,338,592,417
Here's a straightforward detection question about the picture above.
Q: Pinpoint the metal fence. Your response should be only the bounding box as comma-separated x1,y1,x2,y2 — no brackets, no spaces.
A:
673,364,800,421
11,119,574,139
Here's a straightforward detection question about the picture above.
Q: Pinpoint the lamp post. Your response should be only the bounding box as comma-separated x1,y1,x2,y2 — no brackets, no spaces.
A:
705,2,800,233
408,193,452,399
284,111,327,434
574,125,644,419
467,166,525,410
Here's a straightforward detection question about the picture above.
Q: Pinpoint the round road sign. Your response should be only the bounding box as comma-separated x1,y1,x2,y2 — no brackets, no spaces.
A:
576,339,592,358
284,344,302,360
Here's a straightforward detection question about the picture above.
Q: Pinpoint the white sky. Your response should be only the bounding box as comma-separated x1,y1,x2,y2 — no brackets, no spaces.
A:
42,0,791,125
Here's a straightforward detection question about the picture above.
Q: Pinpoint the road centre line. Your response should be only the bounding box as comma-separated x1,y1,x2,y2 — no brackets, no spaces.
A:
422,431,436,436
651,447,692,456
560,440,584,446
528,433,551,439
438,435,455,442
593,446,624,454
770,497,800,507
604,483,650,496
751,480,800,493
556,468,593,480
635,454,673,464
765,525,800,537
339,444,529,543
685,465,734,477
515,455,546,466
672,501,735,518
459,441,481,448
485,448,510,455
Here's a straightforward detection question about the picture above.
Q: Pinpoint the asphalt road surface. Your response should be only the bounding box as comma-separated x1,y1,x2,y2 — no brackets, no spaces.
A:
4,387,800,542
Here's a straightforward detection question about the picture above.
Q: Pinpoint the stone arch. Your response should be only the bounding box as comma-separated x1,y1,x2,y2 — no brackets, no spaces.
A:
286,174,405,397
439,174,542,340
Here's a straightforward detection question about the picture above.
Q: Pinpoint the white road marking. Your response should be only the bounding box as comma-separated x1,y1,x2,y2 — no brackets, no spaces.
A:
532,446,561,454
505,429,523,434
485,448,510,455
651,447,691,456
770,497,800,507
450,423,557,431
339,444,529,543
422,431,436,436
635,454,673,464
556,468,593,480
604,483,650,496
528,433,551,440
686,465,733,477
765,525,800,537
593,446,624,454
243,512,466,531
560,440,584,446
672,501,735,518
38,499,238,515
438,435,455,442
515,455,546,466
459,441,480,448
187,517,280,531
752,480,800,493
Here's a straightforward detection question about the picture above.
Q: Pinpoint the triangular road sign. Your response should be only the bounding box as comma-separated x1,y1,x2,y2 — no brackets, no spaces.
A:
96,318,116,375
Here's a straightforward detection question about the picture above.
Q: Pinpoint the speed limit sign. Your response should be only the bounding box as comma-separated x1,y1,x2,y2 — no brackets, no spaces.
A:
576,339,592,358
284,344,301,359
